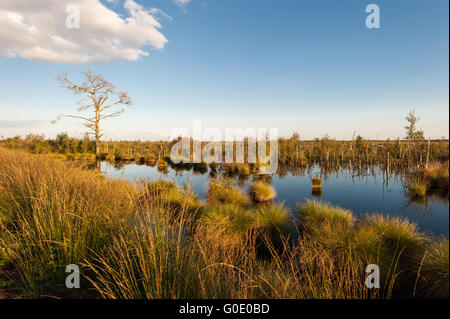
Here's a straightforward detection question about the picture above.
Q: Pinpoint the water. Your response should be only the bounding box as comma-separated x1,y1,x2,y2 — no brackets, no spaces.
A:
101,161,449,236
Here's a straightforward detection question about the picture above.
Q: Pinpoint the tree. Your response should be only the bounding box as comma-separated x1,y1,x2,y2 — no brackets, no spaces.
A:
54,71,131,156
289,132,300,142
404,109,424,141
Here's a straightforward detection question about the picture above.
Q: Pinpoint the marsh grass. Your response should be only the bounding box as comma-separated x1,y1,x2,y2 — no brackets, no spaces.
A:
254,203,291,243
423,162,449,196
249,181,276,202
407,176,428,198
157,159,169,168
420,237,449,298
0,148,135,297
311,177,322,189
407,162,449,199
206,178,250,207
0,147,447,299
364,214,429,260
201,204,255,240
298,200,355,251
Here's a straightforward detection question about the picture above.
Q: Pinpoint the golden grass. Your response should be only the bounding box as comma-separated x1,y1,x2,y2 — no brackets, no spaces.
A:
249,181,276,202
0,147,447,299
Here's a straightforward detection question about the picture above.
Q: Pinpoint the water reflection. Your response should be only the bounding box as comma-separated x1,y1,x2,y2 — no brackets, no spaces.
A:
101,161,448,236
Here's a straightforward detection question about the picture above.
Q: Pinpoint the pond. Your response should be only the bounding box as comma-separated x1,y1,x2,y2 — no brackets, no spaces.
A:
101,161,449,236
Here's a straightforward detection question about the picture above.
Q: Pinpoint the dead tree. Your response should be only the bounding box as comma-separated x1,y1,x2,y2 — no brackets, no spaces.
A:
54,71,131,156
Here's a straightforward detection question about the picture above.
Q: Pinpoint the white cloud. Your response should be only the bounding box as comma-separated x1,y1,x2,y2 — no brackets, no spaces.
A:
0,0,170,63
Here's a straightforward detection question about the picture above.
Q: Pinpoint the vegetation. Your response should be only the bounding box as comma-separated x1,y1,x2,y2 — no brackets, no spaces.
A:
407,177,428,198
420,238,449,298
404,109,425,141
299,200,355,251
2,134,447,171
407,161,449,198
422,162,449,195
249,181,276,202
206,178,250,207
53,71,132,156
311,176,322,189
157,159,168,168
0,148,448,299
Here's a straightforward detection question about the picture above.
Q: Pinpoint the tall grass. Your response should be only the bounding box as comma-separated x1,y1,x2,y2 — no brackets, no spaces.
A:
0,147,448,299
420,237,449,298
0,148,136,297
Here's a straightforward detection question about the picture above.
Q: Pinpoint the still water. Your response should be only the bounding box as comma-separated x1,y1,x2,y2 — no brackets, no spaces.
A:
101,162,449,236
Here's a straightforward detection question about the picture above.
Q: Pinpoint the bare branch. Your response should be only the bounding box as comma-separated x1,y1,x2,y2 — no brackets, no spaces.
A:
100,108,125,120
56,71,131,155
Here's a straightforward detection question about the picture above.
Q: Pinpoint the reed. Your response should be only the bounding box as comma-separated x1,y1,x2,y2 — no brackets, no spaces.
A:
3,134,448,169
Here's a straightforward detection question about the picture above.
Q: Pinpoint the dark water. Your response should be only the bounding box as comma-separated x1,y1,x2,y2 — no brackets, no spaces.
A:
101,162,449,236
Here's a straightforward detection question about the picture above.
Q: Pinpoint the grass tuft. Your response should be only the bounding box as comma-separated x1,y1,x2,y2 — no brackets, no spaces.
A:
249,181,276,202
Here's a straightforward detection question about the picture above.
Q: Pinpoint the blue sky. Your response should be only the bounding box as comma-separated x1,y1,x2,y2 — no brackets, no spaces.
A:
0,0,448,140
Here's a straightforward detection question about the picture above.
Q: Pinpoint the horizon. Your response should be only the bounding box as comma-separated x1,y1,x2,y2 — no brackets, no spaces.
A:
0,0,449,140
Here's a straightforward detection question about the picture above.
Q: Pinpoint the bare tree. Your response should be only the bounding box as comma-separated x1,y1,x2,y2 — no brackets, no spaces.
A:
53,71,131,156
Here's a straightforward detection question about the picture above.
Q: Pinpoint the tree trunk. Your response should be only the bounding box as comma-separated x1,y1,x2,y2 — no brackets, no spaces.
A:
95,108,100,156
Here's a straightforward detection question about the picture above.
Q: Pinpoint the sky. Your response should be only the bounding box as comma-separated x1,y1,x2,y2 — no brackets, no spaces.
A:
0,0,448,141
